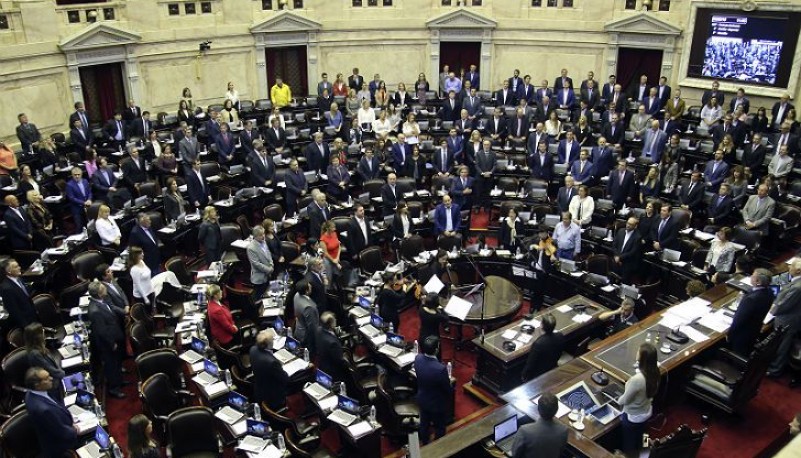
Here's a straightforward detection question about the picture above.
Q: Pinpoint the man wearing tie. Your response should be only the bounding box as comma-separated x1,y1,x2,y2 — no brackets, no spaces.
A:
239,120,258,156
517,75,535,104
729,88,750,114
0,259,37,329
392,134,410,171
466,64,480,90
433,139,454,177
553,68,573,92
87,281,127,399
103,112,127,151
122,98,142,126
591,137,615,179
556,176,576,214
128,213,161,273
348,67,363,91
495,80,515,107
122,147,147,198
96,263,130,312
771,94,794,129
601,75,616,105
664,88,686,120
557,130,580,166
704,150,729,192
741,184,775,234
304,132,330,174
450,166,474,209
68,101,91,135
70,119,93,154
580,80,599,111
16,113,41,152
774,122,799,157
606,160,635,208
528,140,554,181
433,194,461,238
284,159,308,217
461,87,482,120
357,149,381,182
247,226,274,300
680,172,706,212
439,91,461,122
641,120,667,163
602,112,624,145
474,140,497,212
326,155,350,202
707,183,734,228
612,217,642,284
507,108,530,145
179,127,199,172
380,173,399,217
186,160,210,211
447,128,465,166
130,111,153,139
24,367,78,456
742,133,767,182
3,195,32,250
265,117,287,154
66,167,92,233
656,77,672,108
643,87,661,117
347,203,373,259
569,150,594,186
216,122,236,164
652,205,679,252
248,142,275,187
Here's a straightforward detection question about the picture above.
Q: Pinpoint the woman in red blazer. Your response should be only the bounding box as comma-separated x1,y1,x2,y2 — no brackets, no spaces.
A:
206,284,238,346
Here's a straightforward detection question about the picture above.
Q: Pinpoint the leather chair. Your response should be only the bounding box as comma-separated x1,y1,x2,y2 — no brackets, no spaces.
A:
396,177,416,195
362,179,384,198
261,405,320,448
199,162,221,179
585,254,612,277
678,238,700,262
670,207,691,230
58,280,90,316
437,235,461,252
684,326,785,414
70,250,104,281
155,283,187,322
498,201,525,221
135,348,184,390
138,181,160,199
224,285,259,322
130,302,175,347
165,256,193,286
144,211,165,232
263,203,283,222
637,279,661,318
215,186,233,201
235,214,251,239
497,176,519,193
400,234,425,261
0,410,40,458
406,201,423,219
230,365,253,399
730,227,761,253
647,424,708,458
5,329,23,349
1,349,30,408
140,374,195,443
359,246,386,276
691,248,709,270
284,427,336,458
32,294,66,339
281,241,301,264
373,372,419,438
210,338,250,374
130,322,158,356
219,223,241,260
167,407,221,457
431,175,451,193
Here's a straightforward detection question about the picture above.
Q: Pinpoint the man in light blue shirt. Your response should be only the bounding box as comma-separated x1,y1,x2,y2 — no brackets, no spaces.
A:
552,212,581,260
444,72,462,95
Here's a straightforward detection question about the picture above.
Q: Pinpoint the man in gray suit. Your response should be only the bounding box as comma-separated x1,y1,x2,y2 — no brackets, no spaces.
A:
628,104,651,139
293,279,319,355
178,127,199,172
741,184,775,235
511,392,568,458
768,259,801,377
95,264,129,312
247,226,274,300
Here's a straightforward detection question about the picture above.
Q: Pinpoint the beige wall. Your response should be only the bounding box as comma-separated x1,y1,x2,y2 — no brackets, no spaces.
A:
1,0,800,146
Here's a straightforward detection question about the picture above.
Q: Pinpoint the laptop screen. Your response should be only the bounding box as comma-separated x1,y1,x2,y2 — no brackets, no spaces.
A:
386,332,405,348
246,419,271,438
76,389,95,408
358,296,371,308
95,425,111,450
370,314,384,328
274,317,285,332
73,333,82,348
316,369,333,389
62,373,86,393
285,336,300,352
203,359,220,378
493,415,518,443
228,391,248,411
191,337,207,353
337,395,360,414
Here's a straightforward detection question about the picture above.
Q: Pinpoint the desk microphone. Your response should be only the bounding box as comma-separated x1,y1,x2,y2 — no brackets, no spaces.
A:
591,367,609,386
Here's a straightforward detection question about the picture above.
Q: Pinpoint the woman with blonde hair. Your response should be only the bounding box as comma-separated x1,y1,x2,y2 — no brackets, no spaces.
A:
198,206,222,265
206,283,238,347
95,204,121,247
26,190,53,249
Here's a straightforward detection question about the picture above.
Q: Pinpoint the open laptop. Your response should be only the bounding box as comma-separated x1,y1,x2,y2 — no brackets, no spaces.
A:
620,284,640,300
529,188,548,199
493,414,519,456
77,424,111,458
590,226,609,239
560,259,577,273
661,248,682,263
328,395,360,426
273,317,285,334
180,336,206,364
216,391,247,424
195,359,220,385
76,389,95,409
62,372,86,394
306,369,335,400
239,419,272,454
379,332,405,358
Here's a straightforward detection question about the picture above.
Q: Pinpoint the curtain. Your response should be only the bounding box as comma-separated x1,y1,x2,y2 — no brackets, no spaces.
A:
80,63,126,125
266,46,308,97
617,48,663,96
439,42,481,79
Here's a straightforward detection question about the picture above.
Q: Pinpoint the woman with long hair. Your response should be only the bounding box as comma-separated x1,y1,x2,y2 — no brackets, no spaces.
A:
640,166,661,202
206,284,238,347
619,343,660,455
705,227,735,273
198,206,222,265
751,107,769,134
24,322,65,401
261,218,284,263
163,177,186,222
18,164,40,202
415,73,430,105
129,246,154,306
725,165,748,207
127,414,160,458
374,80,390,110
26,190,53,248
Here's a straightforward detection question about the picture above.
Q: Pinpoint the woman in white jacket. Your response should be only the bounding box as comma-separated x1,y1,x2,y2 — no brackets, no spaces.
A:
568,185,595,226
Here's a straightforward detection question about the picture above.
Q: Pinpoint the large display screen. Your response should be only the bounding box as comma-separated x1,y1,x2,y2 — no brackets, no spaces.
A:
687,9,801,88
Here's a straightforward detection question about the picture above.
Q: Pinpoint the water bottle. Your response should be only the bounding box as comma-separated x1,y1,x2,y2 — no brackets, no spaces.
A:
447,361,453,378
276,433,286,451
81,342,90,361
286,326,293,339
388,323,394,334
303,348,310,362
224,369,232,386
339,382,347,396
179,373,187,389
253,403,262,422
85,374,94,392
348,194,353,205
413,340,419,354
532,214,537,225
94,401,105,420
369,405,377,424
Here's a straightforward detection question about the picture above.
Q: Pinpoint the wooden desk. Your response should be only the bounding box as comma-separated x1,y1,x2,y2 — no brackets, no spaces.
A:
472,295,609,395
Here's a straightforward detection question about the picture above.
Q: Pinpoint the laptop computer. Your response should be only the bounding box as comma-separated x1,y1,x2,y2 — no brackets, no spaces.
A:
379,332,405,358
529,188,547,199
328,395,360,426
661,248,682,262
543,214,560,227
590,226,609,239
228,390,249,411
303,171,318,184
229,164,245,175
560,259,577,273
620,284,640,300
180,337,206,364
196,359,220,385
76,389,95,409
585,273,610,286
246,419,271,438
306,369,334,400
273,317,285,334
95,425,111,451
493,414,519,456
62,373,86,394
285,336,300,353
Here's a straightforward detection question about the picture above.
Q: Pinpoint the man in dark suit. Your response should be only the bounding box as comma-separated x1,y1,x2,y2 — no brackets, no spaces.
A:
768,259,801,376
122,98,141,125
24,367,78,456
357,149,381,182
454,110,475,137
347,204,372,258
438,91,461,122
517,75,536,104
15,113,41,152
380,173,399,217
680,172,706,212
414,336,453,445
461,87,482,120
204,110,221,144
556,130,580,166
250,330,289,411
466,64,480,90
347,67,363,91
580,80,600,111
391,135,411,171
315,312,348,381
535,79,553,104
591,137,615,179
508,70,522,93
711,115,745,148
432,139,454,177
69,101,91,135
433,194,461,239
535,96,555,123
186,160,211,210
707,183,734,227
507,108,530,144
239,120,258,157
728,269,774,357
70,119,93,154
215,122,236,164
307,193,330,239
771,94,794,130
87,281,127,398
304,133,329,173
486,108,508,146
248,143,275,187
704,150,729,192
128,213,161,273
284,159,308,217
701,80,725,107
556,176,576,214
96,263,129,312
121,148,147,197
601,75,617,105
642,87,662,117
449,166,474,209
630,74,650,103
656,77,672,108
305,258,328,315
522,314,564,381
91,158,124,207
528,140,554,181
651,205,679,251
606,160,636,208
553,68,573,92
179,128,200,171
66,167,92,232
103,112,128,151
129,111,153,139
612,217,642,284
0,259,36,329
742,133,767,182
729,88,750,114
602,113,624,145
264,117,287,153
3,195,32,250
511,392,568,458
474,140,497,209
495,80,516,107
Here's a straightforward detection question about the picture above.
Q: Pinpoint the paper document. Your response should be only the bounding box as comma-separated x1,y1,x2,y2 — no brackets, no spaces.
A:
572,313,592,323
394,352,416,366
522,318,541,328
283,358,310,377
516,334,533,345
424,275,445,294
444,295,473,321
556,304,573,314
502,329,518,339
659,314,690,329
697,311,731,333
348,420,374,438
534,395,571,418
680,326,709,343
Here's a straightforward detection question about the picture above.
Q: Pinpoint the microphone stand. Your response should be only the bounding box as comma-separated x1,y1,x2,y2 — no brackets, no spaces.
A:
463,253,492,345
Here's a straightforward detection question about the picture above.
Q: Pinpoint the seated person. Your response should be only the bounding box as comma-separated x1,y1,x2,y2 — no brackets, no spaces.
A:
598,297,639,335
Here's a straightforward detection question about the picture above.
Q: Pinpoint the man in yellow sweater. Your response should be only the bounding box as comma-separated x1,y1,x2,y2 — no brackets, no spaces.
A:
270,77,292,108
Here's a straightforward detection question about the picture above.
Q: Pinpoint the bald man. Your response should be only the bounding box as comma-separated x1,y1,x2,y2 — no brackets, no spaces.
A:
250,329,289,411
3,194,32,250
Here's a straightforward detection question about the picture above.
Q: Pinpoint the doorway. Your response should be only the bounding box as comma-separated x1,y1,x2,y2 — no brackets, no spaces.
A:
265,46,308,98
616,48,663,96
79,62,126,126
439,42,481,81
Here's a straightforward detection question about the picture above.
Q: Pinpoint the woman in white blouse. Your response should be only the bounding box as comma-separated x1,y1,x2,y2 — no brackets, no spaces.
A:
357,99,376,129
391,201,415,242
568,185,595,226
705,227,736,273
402,112,421,144
372,110,392,141
129,246,154,304
356,83,372,105
545,110,563,141
95,204,121,247
700,97,722,130
387,104,402,132
224,81,240,110
267,107,286,130
147,131,162,158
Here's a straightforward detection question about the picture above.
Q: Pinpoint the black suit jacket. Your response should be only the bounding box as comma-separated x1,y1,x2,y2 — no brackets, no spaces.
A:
91,167,119,203
380,183,399,216
25,391,77,457
265,127,287,150
128,225,161,272
307,203,330,239
3,207,32,250
129,118,153,138
248,153,275,187
88,298,125,348
305,271,327,314
553,76,574,92
729,288,773,356
651,217,680,251
522,332,565,381
304,142,330,172
602,122,624,145
742,144,767,173
680,181,706,212
123,106,142,124
0,277,36,328
121,157,147,189
315,328,348,382
70,127,93,152
16,123,41,152
249,346,289,410
528,152,554,181
103,119,128,142
612,228,642,280
347,216,372,255
391,214,415,239
357,157,381,182
606,170,635,207
556,186,576,214
495,89,516,107
438,98,461,122
707,194,733,223
186,169,210,208
414,354,453,414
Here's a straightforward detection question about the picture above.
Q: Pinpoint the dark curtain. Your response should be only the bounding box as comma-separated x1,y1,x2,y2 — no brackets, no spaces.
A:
80,62,126,125
266,46,308,97
616,48,663,95
439,42,482,78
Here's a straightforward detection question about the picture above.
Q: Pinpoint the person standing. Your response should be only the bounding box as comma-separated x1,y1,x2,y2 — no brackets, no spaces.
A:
728,269,774,356
250,330,289,412
247,226,274,300
414,336,453,445
293,279,320,355
87,280,127,399
618,343,659,456
198,206,222,266
24,367,78,457
768,259,801,377
24,323,65,402
511,392,568,458
521,314,564,381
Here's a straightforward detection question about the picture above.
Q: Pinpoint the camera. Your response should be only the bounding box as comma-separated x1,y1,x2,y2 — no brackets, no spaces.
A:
199,41,212,52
